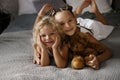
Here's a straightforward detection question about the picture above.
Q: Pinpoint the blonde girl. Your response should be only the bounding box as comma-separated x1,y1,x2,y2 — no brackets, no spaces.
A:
33,16,68,68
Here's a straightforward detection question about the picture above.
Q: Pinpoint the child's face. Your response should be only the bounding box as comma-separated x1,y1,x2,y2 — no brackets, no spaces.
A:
39,25,58,48
54,10,77,36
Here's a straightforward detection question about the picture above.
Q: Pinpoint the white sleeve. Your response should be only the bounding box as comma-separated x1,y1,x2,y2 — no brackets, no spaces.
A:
90,20,114,40
77,17,94,29
77,17,114,40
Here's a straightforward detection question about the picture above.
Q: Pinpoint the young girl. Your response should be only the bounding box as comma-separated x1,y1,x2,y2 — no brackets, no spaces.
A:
52,0,112,69
33,16,68,67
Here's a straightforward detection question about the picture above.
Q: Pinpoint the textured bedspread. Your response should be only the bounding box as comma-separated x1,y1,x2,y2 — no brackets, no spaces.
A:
0,13,120,80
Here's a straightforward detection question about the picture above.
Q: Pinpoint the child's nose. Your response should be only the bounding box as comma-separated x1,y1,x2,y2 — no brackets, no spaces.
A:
65,23,70,28
46,35,50,40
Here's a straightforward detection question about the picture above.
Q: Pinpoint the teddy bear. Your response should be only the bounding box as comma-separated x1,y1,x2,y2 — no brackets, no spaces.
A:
64,27,105,69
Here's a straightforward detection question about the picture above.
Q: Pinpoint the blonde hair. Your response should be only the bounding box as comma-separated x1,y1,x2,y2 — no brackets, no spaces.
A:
33,16,61,51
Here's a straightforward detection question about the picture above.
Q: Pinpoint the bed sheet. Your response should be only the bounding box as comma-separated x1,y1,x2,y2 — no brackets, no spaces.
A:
0,13,120,80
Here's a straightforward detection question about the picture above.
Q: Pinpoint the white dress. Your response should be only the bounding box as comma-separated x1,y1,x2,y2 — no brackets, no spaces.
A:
77,17,114,40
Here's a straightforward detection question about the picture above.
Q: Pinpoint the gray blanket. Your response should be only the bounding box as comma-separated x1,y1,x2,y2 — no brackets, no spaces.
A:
0,13,120,80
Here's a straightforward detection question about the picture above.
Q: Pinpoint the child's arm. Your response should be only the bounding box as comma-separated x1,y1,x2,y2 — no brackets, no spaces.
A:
86,33,112,68
52,45,68,68
85,33,112,69
38,35,50,66
52,34,68,68
34,4,53,25
33,35,50,66
40,49,50,66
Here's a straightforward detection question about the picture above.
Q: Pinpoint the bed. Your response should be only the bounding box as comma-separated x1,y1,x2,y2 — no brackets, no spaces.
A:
0,0,120,80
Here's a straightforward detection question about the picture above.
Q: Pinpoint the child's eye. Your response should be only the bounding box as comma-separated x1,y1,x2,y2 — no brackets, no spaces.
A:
40,35,46,37
60,23,65,26
69,20,72,22
50,32,55,35
68,19,73,22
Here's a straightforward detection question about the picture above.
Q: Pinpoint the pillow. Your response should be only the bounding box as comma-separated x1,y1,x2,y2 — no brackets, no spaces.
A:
33,0,66,12
18,0,37,15
66,0,112,13
18,0,66,15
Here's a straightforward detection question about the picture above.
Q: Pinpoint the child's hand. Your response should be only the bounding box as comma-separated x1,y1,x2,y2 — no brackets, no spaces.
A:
85,54,99,69
52,34,61,49
33,52,41,65
38,35,47,50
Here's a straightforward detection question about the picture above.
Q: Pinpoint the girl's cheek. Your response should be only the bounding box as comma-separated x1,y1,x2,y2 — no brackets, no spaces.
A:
53,35,57,40
53,34,58,40
41,37,45,42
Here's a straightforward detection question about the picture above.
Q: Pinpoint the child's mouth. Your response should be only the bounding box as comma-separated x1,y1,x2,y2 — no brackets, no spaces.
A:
45,41,54,46
66,28,73,32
